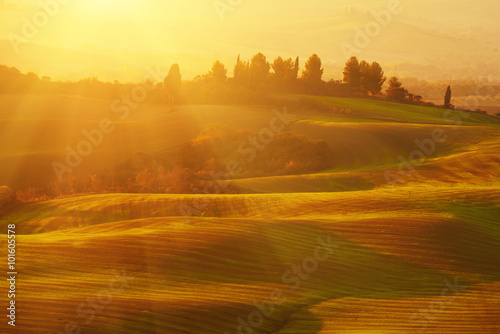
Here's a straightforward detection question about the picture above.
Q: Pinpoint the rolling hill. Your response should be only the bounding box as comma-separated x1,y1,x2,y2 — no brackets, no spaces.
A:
0,94,499,333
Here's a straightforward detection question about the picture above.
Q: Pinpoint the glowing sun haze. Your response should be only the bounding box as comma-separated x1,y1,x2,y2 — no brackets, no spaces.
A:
0,0,499,82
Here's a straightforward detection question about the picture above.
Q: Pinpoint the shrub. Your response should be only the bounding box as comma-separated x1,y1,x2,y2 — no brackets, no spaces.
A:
16,187,51,202
473,108,488,115
177,125,333,178
0,186,15,209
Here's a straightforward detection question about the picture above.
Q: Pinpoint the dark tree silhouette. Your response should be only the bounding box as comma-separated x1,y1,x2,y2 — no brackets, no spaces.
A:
343,56,361,90
164,64,181,110
249,53,270,88
271,57,297,91
444,85,452,108
272,57,286,79
272,57,295,81
208,60,227,83
388,76,402,88
302,54,324,83
294,56,300,79
386,76,407,101
360,61,386,95
233,55,249,87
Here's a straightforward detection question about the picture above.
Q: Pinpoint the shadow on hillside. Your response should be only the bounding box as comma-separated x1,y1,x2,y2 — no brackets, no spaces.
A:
433,202,500,280
86,299,323,334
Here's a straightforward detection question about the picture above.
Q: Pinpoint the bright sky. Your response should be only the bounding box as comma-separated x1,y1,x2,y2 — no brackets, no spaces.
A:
0,0,499,81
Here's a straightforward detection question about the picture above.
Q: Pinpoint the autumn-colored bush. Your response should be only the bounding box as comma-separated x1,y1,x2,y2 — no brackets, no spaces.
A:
13,124,332,198
117,123,334,194
0,185,15,209
131,166,195,193
49,173,107,197
177,125,333,177
15,187,50,203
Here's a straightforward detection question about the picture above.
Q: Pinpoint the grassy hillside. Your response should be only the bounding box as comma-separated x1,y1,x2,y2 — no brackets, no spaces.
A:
2,187,499,333
231,133,500,193
2,94,499,190
303,95,500,126
1,94,499,333
0,95,281,188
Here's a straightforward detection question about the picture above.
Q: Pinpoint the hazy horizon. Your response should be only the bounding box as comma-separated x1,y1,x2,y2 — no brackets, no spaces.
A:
1,0,499,82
